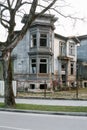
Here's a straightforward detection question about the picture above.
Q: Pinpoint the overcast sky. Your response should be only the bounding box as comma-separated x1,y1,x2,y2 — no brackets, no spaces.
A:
55,0,87,36
0,0,87,41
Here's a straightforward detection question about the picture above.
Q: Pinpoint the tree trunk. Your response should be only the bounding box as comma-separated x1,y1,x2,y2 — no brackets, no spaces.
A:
2,51,15,107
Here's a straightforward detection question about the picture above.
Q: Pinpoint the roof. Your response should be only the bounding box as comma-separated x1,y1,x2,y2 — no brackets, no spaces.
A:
55,33,80,43
77,35,87,40
55,33,67,41
22,13,58,24
68,36,80,43
21,13,58,30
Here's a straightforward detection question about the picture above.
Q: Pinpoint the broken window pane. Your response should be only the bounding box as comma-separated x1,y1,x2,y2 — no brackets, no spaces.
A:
31,59,36,73
31,34,37,47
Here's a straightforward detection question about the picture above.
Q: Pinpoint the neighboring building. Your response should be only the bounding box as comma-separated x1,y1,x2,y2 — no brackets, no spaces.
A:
77,35,87,87
0,14,79,91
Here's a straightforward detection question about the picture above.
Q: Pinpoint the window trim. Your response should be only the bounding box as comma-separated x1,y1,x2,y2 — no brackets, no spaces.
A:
30,58,48,74
70,62,74,75
59,41,66,56
31,33,37,48
39,33,48,47
39,58,48,73
69,42,75,56
31,58,37,74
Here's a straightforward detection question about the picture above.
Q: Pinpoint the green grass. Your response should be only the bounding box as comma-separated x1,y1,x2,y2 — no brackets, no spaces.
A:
15,104,87,112
0,103,5,108
18,88,87,99
0,102,87,113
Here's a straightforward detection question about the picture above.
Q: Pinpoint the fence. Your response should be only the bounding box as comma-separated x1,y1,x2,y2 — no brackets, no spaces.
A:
0,81,17,96
0,80,86,99
16,80,87,100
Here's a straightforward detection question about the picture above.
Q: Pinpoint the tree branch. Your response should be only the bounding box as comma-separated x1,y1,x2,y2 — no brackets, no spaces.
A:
5,0,38,50
52,8,85,21
14,0,22,13
7,0,11,9
0,8,9,28
36,0,57,17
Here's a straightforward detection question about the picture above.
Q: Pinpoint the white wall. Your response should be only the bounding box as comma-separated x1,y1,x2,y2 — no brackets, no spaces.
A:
54,37,59,74
0,81,17,96
67,39,77,62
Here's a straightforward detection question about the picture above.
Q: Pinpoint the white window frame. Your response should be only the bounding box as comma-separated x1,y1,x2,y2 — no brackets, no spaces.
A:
39,58,48,73
39,33,48,47
31,58,37,74
69,42,75,56
59,41,66,56
31,33,37,48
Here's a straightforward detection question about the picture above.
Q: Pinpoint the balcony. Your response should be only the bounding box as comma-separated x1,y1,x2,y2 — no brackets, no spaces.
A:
58,55,73,60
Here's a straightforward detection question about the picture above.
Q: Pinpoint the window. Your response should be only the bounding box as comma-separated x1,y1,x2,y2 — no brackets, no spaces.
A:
84,82,87,87
31,59,36,73
40,34,47,47
30,84,35,89
62,75,66,83
31,58,48,74
70,62,74,75
59,41,66,56
61,63,66,71
69,42,75,56
39,59,47,73
40,84,47,89
31,34,37,47
31,33,48,47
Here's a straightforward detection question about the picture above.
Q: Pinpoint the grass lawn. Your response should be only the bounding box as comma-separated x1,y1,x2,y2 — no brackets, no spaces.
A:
0,88,87,113
0,103,87,112
18,88,87,99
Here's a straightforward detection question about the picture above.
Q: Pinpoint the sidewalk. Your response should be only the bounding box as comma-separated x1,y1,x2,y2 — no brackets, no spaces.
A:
1,97,87,106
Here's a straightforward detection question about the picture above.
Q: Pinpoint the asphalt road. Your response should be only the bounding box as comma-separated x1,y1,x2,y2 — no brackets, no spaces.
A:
0,111,87,130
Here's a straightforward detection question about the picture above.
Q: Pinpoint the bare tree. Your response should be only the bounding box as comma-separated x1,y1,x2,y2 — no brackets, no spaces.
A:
0,0,58,107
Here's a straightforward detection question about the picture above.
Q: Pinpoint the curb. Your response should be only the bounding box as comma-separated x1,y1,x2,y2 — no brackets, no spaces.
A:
0,108,87,117
16,97,87,101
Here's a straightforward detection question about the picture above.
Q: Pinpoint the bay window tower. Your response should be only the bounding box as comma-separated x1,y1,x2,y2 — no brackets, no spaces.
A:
27,14,57,89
